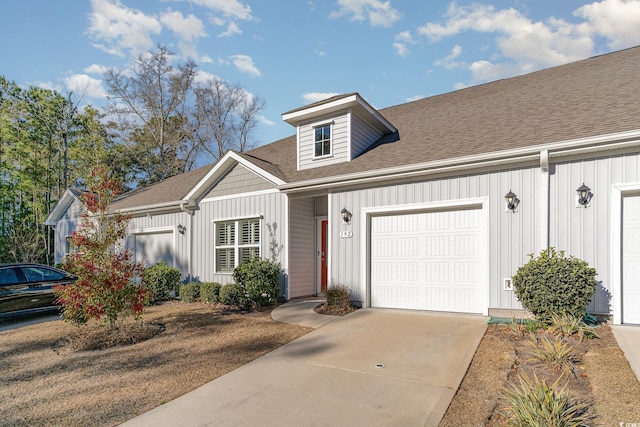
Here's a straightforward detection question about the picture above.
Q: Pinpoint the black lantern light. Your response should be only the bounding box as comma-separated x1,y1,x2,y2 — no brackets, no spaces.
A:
576,183,593,207
341,207,352,224
504,190,519,213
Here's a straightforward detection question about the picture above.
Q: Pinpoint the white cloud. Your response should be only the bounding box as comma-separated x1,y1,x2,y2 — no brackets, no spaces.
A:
417,2,603,83
185,0,253,20
393,30,415,57
87,0,162,56
302,92,340,103
160,10,206,43
84,64,109,75
434,44,463,70
230,55,260,77
219,21,242,37
64,74,108,99
258,115,275,126
575,0,640,50
331,0,401,28
194,70,221,85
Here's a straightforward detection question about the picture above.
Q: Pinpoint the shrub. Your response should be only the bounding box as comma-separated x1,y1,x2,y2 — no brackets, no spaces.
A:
549,313,599,341
502,373,591,426
142,261,181,303
219,283,250,309
325,284,352,311
179,283,200,303
529,337,575,374
512,248,597,324
233,256,281,307
200,282,222,304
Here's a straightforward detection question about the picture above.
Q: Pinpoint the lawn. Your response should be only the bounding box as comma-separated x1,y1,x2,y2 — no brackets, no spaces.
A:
0,302,311,427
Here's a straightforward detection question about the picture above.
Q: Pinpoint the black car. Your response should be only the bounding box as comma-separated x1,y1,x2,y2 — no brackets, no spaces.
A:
0,264,77,318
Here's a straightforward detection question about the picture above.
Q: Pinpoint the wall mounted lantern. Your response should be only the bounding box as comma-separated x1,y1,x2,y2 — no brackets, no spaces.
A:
177,224,186,234
504,190,520,213
341,207,352,224
576,183,593,207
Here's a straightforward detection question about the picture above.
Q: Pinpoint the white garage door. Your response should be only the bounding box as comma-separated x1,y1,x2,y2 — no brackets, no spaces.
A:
623,195,640,324
134,232,175,267
370,208,484,313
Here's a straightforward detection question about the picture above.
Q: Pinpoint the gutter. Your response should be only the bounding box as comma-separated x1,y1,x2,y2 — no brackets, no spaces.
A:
279,129,640,193
113,199,197,216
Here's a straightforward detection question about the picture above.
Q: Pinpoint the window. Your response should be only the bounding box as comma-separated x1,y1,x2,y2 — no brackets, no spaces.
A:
314,124,331,157
215,218,261,273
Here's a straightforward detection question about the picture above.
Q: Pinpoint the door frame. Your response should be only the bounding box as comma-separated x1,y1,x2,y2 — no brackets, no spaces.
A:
611,183,640,324
316,217,328,294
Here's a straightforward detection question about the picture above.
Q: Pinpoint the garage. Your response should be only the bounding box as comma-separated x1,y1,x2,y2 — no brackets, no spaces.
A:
370,207,485,313
132,231,175,268
622,194,640,324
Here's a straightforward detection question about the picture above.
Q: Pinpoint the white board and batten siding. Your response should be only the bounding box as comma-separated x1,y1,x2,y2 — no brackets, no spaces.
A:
330,165,543,315
288,198,316,298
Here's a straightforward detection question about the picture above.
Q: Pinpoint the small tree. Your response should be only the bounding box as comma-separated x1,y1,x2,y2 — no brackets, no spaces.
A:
233,256,281,307
56,166,147,327
512,248,597,324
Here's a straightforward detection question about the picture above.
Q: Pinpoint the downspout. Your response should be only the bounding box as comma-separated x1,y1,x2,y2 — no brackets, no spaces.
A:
539,150,550,251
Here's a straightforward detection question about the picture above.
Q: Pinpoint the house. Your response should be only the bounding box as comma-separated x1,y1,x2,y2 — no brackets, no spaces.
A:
45,46,640,325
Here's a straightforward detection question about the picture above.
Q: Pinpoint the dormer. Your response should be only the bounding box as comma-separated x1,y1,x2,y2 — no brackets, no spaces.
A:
282,93,397,171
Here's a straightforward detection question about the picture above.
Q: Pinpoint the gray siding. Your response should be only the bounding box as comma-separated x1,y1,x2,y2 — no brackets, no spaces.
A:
288,198,316,298
126,211,192,276
51,199,84,263
351,113,383,158
329,166,542,310
298,112,349,170
204,163,275,199
191,191,288,286
549,151,640,315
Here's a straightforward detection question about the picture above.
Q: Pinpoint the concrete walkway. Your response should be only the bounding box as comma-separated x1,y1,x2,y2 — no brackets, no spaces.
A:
121,302,488,427
611,325,640,382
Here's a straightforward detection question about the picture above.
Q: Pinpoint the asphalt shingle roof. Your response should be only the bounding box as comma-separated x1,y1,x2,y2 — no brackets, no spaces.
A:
111,46,640,209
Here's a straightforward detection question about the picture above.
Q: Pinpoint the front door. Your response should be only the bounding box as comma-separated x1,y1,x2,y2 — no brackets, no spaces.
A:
319,219,328,293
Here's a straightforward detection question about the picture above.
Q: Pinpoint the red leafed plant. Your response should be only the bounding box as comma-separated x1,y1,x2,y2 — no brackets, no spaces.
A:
56,166,147,328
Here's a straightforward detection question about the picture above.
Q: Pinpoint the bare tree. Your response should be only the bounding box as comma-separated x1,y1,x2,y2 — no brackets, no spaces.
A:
194,78,265,159
104,45,199,186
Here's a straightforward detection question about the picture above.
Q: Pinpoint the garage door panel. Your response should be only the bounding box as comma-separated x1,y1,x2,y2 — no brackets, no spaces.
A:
371,208,483,314
623,195,640,324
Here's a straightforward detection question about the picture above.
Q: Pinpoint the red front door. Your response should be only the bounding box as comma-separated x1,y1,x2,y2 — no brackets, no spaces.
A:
321,220,328,292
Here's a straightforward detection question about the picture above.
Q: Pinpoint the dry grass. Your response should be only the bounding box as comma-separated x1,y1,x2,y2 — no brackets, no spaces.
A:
440,322,640,426
0,301,311,427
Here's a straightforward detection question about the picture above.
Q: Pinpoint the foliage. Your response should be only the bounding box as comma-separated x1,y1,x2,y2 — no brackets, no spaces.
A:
141,261,181,303
324,284,352,311
219,283,250,309
55,167,147,327
179,283,200,303
529,337,575,374
502,373,591,426
549,313,599,341
200,282,222,304
512,248,597,324
233,256,281,307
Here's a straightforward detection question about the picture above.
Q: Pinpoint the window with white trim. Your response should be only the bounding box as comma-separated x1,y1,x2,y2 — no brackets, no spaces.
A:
314,124,331,157
215,218,261,273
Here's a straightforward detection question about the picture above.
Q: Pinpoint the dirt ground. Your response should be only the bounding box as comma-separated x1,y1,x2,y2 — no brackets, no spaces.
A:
439,321,640,426
0,302,311,427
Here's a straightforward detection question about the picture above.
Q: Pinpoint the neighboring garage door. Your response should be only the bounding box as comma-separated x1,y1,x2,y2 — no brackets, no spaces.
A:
133,231,175,267
370,208,484,313
623,195,640,324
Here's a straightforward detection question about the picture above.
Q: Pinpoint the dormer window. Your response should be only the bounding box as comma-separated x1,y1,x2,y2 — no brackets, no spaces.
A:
314,124,331,157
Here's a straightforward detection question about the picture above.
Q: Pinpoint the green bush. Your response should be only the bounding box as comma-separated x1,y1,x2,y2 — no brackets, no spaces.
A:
325,284,352,310
219,283,250,309
142,261,182,303
200,282,222,304
512,248,597,324
179,283,200,303
233,256,281,307
502,373,591,426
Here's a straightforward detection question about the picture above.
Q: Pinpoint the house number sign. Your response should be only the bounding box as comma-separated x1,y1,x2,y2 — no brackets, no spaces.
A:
340,231,353,238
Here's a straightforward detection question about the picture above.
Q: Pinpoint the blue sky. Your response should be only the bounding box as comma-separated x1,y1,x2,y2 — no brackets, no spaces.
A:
2,0,640,148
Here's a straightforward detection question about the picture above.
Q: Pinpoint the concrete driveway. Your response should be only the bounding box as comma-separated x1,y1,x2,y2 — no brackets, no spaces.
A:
121,309,487,427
